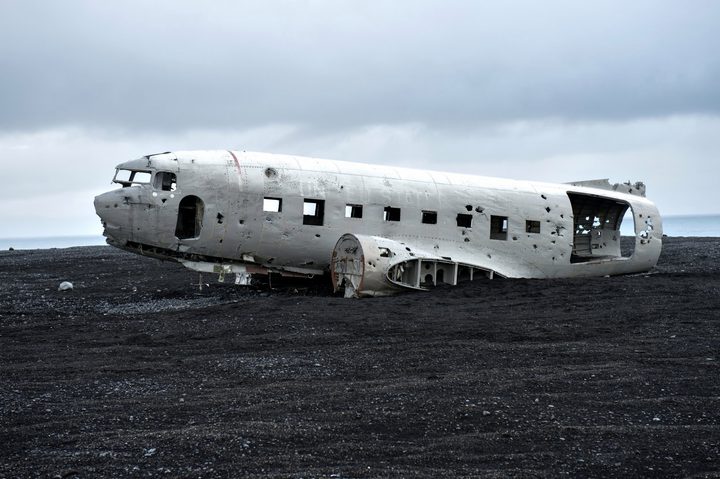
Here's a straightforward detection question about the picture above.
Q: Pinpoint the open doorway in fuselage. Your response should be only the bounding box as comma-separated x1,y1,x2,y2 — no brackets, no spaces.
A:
568,192,635,263
175,195,205,239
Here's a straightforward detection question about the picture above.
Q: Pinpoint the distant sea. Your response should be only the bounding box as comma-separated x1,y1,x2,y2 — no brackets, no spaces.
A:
0,235,107,250
0,214,718,250
617,214,719,237
660,214,720,237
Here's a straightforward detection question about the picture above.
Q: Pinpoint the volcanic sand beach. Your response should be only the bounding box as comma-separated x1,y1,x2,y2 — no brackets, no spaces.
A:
1,237,719,477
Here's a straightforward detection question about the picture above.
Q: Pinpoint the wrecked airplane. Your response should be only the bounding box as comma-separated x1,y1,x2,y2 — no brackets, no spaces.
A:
94,150,662,297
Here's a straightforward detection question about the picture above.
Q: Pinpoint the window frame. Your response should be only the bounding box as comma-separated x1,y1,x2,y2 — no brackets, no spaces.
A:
422,210,438,224
153,171,177,191
456,213,473,228
384,206,401,222
345,204,363,219
303,198,325,226
263,197,283,213
490,215,509,240
526,220,541,234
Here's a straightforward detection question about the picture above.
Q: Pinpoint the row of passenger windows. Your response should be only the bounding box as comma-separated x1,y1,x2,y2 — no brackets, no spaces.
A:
262,197,543,240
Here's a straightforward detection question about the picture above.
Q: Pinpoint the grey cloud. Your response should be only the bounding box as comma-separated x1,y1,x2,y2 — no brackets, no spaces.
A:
1,0,719,134
3,115,720,237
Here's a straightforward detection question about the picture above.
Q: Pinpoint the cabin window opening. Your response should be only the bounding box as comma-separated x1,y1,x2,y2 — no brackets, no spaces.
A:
422,211,437,224
384,206,401,222
263,197,282,212
153,171,177,191
303,199,325,226
490,215,508,240
456,214,472,228
113,169,152,187
526,220,541,234
345,204,363,218
175,195,204,239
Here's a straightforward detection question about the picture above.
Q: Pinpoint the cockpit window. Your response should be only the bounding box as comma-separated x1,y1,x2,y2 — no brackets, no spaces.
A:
113,169,152,187
153,171,177,191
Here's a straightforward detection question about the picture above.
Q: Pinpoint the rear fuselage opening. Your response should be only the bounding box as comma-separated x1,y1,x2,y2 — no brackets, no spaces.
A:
567,192,633,264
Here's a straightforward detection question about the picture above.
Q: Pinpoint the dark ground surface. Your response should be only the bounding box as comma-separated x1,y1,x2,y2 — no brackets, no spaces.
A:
1,237,719,478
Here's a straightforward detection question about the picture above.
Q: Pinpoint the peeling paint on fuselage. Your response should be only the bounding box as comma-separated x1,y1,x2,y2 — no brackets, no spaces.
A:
94,150,663,291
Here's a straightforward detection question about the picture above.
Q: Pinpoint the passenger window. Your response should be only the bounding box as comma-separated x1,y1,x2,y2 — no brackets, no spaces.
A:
384,207,401,222
154,172,177,191
490,215,509,240
345,204,363,218
422,210,437,224
263,197,282,212
526,220,541,234
456,214,472,228
303,199,325,226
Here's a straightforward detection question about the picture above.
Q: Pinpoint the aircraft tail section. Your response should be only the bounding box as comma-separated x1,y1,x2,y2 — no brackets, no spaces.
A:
565,178,646,197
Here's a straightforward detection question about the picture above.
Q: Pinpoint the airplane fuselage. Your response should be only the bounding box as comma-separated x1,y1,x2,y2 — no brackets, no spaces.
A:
94,150,662,294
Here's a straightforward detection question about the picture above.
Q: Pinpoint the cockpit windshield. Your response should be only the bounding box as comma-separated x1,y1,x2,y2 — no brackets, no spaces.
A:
113,169,152,187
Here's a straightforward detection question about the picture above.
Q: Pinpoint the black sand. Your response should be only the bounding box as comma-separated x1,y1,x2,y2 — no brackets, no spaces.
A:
1,237,719,478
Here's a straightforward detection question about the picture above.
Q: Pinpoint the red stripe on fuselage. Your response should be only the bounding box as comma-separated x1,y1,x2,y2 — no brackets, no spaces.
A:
227,150,240,172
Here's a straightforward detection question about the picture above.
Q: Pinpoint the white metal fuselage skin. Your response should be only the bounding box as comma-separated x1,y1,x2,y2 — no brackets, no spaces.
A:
94,150,662,294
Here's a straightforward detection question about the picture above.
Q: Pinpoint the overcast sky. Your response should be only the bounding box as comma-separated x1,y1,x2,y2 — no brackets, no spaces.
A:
1,0,718,239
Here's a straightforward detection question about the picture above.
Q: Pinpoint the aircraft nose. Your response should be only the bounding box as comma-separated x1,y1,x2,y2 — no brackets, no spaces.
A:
94,190,128,246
